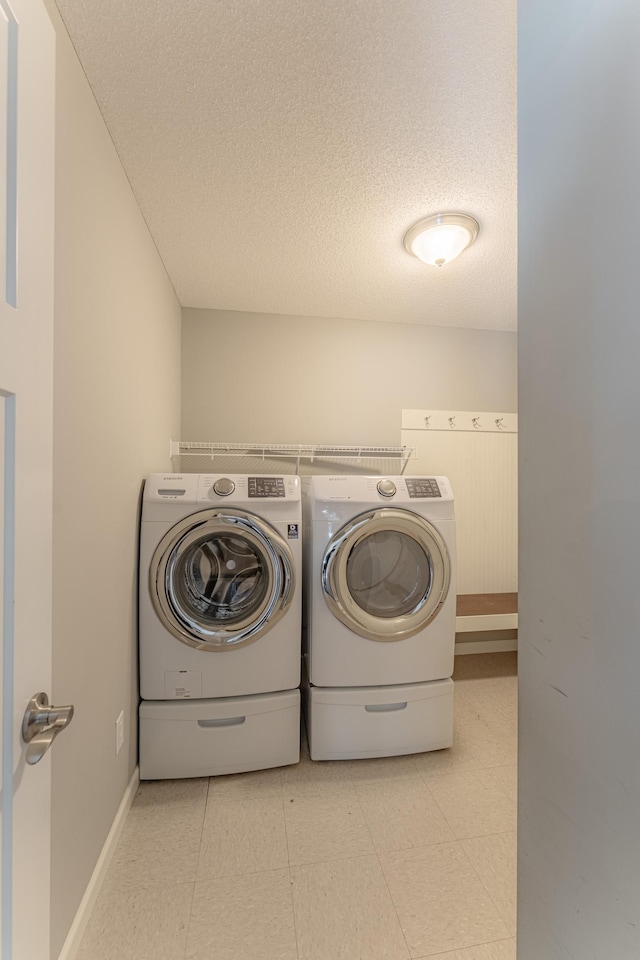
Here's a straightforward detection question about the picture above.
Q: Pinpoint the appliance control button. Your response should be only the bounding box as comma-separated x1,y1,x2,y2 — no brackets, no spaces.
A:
212,477,235,497
377,479,397,498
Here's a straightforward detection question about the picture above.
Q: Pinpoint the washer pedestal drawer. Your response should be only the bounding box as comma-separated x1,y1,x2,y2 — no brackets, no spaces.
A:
306,679,453,761
139,689,300,779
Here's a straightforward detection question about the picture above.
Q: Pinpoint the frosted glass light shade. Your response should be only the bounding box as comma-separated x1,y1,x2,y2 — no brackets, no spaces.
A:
404,213,479,267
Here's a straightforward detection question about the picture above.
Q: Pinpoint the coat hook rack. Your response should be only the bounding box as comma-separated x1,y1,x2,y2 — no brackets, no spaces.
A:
402,410,518,434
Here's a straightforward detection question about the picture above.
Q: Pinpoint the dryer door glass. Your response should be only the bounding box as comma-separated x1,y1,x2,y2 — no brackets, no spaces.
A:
322,508,450,642
346,530,433,618
150,509,295,649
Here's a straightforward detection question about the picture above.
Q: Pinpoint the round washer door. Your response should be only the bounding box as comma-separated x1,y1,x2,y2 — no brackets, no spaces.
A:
149,508,295,650
321,508,450,642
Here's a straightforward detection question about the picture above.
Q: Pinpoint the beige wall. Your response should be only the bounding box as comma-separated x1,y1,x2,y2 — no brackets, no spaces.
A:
46,5,181,956
181,309,517,444
518,0,640,956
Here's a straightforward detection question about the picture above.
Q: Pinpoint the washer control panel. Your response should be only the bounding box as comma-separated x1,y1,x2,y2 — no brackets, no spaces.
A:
405,478,441,498
197,474,299,502
145,473,301,505
248,477,286,498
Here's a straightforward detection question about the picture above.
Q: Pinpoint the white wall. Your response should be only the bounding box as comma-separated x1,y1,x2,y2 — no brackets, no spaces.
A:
45,4,182,956
182,309,517,444
518,1,640,956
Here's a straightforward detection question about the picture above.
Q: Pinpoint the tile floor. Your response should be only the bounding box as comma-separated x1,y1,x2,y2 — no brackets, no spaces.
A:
77,653,517,960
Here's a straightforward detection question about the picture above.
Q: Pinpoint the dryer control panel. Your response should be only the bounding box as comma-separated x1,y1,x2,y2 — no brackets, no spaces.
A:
306,475,453,507
405,478,441,498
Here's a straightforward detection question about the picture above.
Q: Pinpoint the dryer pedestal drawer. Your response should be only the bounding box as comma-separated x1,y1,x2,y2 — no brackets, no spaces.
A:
306,679,453,761
139,689,300,779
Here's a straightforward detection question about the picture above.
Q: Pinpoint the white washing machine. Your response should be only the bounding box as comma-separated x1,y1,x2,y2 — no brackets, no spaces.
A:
138,472,302,778
302,474,456,760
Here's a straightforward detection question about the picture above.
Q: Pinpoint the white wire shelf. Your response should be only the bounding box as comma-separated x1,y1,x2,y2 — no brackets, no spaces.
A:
170,441,417,476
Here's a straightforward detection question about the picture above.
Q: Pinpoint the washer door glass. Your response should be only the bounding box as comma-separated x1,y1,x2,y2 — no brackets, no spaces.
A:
150,509,294,650
322,508,450,642
172,532,270,625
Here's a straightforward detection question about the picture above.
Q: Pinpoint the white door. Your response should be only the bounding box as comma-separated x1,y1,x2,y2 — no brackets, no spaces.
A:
0,1,56,958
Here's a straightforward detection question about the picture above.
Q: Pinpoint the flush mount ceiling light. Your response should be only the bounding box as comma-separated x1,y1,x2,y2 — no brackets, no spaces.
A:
404,213,479,267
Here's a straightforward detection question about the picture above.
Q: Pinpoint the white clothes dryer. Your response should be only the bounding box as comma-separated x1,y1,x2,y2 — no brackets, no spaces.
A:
303,474,456,687
139,473,302,701
302,474,456,760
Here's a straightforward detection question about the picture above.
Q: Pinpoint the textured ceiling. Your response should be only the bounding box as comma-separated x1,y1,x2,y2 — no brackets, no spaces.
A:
54,0,517,330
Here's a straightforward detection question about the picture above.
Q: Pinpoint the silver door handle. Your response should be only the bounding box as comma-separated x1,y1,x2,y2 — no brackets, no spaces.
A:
22,692,74,765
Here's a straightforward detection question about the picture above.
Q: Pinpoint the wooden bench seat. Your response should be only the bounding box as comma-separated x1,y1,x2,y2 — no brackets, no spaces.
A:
455,593,518,642
456,593,518,618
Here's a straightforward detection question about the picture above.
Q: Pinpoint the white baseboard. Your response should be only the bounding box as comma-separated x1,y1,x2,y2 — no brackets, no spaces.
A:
455,637,518,655
57,766,140,960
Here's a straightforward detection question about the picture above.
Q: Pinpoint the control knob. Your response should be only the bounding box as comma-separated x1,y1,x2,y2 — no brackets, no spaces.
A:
212,477,235,497
377,479,397,498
